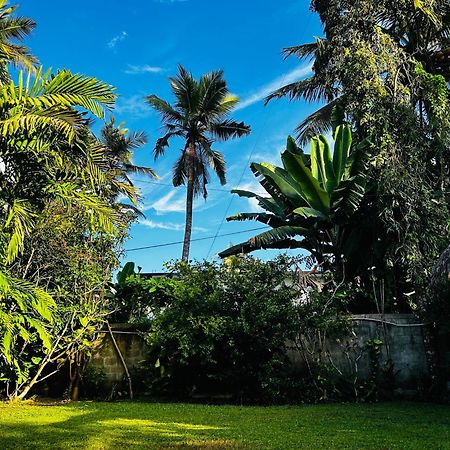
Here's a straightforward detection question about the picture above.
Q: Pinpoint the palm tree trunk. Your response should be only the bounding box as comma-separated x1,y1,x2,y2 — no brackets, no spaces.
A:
182,143,195,262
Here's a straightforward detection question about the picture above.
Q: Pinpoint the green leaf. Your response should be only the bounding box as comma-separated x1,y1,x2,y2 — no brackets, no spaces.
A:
294,206,328,220
332,125,352,185
281,150,330,214
251,162,308,208
310,135,335,192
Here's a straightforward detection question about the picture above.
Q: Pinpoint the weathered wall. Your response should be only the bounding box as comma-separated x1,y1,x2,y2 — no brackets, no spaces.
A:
89,324,147,385
90,315,431,391
287,314,429,389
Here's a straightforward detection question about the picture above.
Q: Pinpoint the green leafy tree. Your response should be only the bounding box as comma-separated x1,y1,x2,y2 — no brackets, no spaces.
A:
0,67,120,395
263,0,450,308
267,0,450,144
97,118,157,208
141,256,302,402
146,65,251,261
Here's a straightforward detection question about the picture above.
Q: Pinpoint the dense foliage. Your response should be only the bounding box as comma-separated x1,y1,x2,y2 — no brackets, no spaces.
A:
0,2,155,399
245,0,450,314
120,257,304,402
1,0,450,403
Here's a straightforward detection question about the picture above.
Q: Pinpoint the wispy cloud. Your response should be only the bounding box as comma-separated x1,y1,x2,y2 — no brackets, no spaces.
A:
151,190,186,214
107,31,128,49
143,188,225,216
234,181,266,213
115,95,151,118
235,63,312,111
124,64,165,75
140,219,207,232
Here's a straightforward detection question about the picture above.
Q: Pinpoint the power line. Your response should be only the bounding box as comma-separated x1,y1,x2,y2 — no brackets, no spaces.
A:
133,178,268,196
124,226,270,252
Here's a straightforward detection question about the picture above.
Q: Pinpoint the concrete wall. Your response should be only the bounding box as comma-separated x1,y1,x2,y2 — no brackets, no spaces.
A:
89,324,147,385
287,314,429,389
90,315,431,390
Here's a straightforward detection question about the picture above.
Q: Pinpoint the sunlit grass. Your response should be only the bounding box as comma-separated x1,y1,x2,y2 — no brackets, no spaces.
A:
0,401,449,449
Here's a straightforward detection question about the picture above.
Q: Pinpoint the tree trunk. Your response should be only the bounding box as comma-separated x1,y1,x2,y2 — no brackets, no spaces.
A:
182,142,195,262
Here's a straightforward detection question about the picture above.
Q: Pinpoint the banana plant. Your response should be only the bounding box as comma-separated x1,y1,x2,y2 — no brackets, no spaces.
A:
219,125,372,269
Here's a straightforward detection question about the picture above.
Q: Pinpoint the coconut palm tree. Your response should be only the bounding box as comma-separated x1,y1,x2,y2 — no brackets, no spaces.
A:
146,65,251,261
95,117,157,216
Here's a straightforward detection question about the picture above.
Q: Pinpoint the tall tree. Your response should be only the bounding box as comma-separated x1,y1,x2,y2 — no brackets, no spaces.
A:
262,1,450,308
146,65,250,261
0,67,118,391
267,0,450,144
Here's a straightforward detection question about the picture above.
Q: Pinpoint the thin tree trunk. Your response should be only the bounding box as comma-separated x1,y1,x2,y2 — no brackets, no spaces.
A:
182,142,195,262
107,321,133,399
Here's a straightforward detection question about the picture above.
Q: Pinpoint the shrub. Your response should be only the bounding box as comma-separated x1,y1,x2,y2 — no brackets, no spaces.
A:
143,256,303,403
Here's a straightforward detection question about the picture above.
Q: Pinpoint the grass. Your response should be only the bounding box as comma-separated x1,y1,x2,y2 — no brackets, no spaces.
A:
0,401,449,449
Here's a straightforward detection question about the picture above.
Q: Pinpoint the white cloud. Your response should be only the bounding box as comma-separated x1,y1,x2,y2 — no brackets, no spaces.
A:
235,63,313,111
151,190,186,214
107,31,128,49
125,64,165,75
234,181,266,213
115,95,151,118
142,187,226,216
139,219,207,232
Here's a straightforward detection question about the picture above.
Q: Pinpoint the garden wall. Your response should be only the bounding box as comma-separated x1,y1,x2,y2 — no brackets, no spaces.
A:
89,315,433,391
89,324,147,387
287,314,429,390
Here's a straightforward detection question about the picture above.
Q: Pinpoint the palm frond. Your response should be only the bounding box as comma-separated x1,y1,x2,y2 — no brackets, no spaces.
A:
265,76,332,104
154,131,183,159
209,119,251,141
146,94,183,123
172,150,188,187
282,41,319,60
295,99,339,146
169,64,199,114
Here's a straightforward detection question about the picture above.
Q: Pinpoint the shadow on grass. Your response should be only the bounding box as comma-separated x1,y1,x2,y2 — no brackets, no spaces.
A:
1,401,450,449
0,403,248,450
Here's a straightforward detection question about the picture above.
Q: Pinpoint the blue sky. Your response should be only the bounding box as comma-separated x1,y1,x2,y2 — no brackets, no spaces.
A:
20,0,323,272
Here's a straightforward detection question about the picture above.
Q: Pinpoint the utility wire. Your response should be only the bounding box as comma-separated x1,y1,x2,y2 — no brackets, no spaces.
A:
124,226,270,253
133,178,267,196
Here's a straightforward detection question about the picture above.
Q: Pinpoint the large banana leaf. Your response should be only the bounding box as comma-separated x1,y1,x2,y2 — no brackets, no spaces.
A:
281,150,330,214
226,212,291,228
219,234,310,258
331,137,372,221
231,189,286,216
310,134,335,193
251,162,308,209
332,125,352,185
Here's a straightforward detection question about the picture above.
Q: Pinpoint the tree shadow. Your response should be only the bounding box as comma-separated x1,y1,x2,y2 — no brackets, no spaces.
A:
0,402,248,449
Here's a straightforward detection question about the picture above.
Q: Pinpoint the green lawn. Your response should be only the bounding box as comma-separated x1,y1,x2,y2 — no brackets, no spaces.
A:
0,401,449,449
